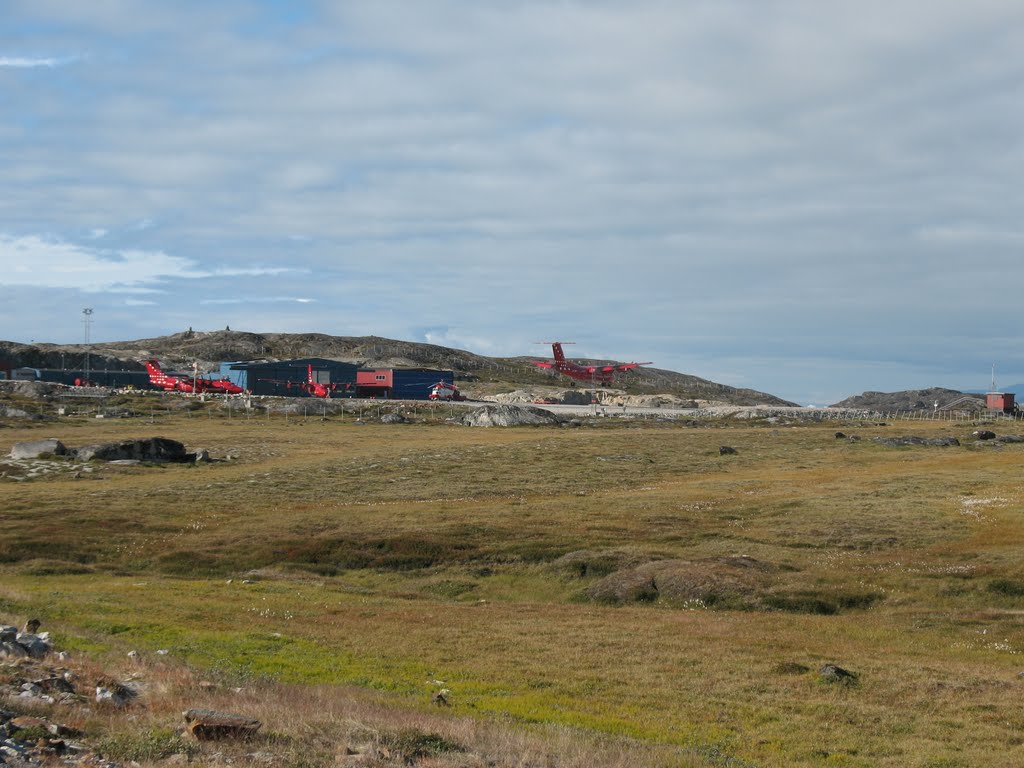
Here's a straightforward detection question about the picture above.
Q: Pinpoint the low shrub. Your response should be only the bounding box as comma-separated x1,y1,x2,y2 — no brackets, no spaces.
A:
382,729,465,764
97,727,197,762
986,579,1024,597
763,591,883,615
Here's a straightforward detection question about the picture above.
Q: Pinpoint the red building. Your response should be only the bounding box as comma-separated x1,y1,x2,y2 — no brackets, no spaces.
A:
356,368,453,400
986,391,1016,413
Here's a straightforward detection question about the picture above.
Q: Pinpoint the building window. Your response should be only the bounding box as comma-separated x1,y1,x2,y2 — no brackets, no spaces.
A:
376,374,386,381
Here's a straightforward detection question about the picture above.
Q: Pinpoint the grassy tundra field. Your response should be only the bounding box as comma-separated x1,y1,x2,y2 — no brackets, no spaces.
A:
2,399,1024,766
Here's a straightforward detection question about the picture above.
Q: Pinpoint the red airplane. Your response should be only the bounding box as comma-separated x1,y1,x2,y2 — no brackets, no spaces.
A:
530,342,651,385
144,359,244,394
259,364,344,398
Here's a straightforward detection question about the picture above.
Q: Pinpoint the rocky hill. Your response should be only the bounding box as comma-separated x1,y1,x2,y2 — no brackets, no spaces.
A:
830,387,984,411
0,330,795,406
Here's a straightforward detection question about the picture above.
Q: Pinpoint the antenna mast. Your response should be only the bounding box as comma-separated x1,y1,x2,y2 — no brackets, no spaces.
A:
82,308,93,383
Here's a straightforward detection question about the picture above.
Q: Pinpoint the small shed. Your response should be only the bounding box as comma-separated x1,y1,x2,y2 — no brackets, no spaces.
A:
356,368,454,400
986,391,1016,413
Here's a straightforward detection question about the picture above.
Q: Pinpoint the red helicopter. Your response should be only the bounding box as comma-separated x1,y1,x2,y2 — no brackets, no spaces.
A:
144,359,244,394
259,364,344,399
530,342,651,385
427,381,466,401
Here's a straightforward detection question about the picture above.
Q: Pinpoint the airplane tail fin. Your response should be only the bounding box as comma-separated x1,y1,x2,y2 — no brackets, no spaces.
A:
536,341,574,362
144,360,162,381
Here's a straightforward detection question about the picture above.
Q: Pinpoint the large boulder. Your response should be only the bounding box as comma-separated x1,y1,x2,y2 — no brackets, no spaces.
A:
9,438,67,459
74,437,188,463
460,404,564,427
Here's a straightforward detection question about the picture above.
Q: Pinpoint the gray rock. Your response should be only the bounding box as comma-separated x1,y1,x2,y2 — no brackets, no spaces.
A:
379,413,406,424
973,430,997,440
0,641,29,659
0,625,16,642
74,437,188,463
95,685,130,708
183,708,262,740
9,438,67,459
819,663,858,685
873,436,960,448
14,633,50,658
719,446,738,455
460,404,564,428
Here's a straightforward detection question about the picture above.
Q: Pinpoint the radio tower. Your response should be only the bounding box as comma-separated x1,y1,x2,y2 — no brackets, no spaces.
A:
82,308,93,383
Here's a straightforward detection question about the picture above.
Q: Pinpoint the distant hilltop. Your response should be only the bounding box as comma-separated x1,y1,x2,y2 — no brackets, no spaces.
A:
830,387,984,412
0,329,796,407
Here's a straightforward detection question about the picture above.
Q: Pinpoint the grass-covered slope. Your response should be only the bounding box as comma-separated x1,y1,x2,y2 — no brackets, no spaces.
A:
2,402,1024,766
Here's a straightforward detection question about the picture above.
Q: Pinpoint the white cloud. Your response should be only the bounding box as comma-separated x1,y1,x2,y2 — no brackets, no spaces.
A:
199,297,316,306
0,235,194,291
0,56,67,68
0,234,296,292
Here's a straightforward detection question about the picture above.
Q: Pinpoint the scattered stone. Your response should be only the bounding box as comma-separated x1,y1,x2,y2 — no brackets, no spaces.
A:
10,715,78,738
23,618,41,634
194,448,211,463
379,413,406,424
431,689,451,706
719,446,738,455
873,436,960,448
834,432,846,439
819,663,858,685
973,430,997,440
183,708,262,740
96,686,128,707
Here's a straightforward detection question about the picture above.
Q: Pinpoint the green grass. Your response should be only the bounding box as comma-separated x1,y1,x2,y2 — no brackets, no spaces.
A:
3,404,1024,765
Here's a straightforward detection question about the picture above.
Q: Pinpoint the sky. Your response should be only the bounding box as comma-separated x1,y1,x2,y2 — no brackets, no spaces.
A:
2,1,1022,405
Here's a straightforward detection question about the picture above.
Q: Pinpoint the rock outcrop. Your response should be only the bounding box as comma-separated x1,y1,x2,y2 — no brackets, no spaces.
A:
8,439,67,460
73,438,188,462
460,404,564,427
